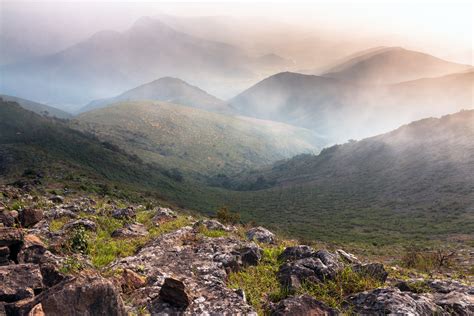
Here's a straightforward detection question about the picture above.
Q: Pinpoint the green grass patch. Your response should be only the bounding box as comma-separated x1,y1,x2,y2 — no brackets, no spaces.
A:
197,225,228,238
49,217,70,232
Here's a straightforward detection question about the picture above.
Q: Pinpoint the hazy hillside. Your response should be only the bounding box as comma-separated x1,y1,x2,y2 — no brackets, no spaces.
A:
74,101,325,175
230,69,473,142
218,110,474,243
0,17,284,110
81,77,232,114
323,47,471,84
230,72,360,140
0,95,72,119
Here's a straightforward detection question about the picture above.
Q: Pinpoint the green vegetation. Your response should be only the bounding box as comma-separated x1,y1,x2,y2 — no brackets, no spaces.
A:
216,206,240,225
228,245,383,314
197,225,228,238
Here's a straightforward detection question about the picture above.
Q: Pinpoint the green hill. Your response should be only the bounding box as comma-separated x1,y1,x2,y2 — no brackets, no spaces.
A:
0,94,72,119
217,110,474,245
74,101,325,176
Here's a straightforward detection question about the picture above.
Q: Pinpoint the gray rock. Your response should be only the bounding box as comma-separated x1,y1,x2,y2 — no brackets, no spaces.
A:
152,207,177,224
49,195,64,204
344,288,443,315
246,226,275,244
270,294,338,316
63,219,97,232
112,207,136,220
278,245,315,262
352,263,388,283
314,249,343,272
0,211,15,227
111,223,148,238
336,249,360,264
278,257,331,290
194,219,227,231
240,245,263,267
432,290,474,315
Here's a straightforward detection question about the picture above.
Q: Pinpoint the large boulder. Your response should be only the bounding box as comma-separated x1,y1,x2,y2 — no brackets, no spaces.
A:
0,264,43,302
0,227,23,263
245,226,275,244
0,211,15,227
344,288,443,315
5,274,126,316
239,245,263,267
111,223,148,238
270,294,338,316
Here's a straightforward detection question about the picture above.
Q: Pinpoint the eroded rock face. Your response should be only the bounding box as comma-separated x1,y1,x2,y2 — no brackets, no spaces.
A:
344,288,443,315
270,294,338,316
0,263,43,302
246,226,275,244
5,274,127,316
111,207,136,220
110,226,257,315
278,245,315,262
336,249,360,264
158,277,191,307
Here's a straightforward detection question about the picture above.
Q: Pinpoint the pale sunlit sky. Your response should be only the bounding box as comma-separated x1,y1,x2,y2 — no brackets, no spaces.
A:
0,0,472,64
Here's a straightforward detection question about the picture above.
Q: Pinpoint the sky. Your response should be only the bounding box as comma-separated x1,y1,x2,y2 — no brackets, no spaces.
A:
0,0,472,64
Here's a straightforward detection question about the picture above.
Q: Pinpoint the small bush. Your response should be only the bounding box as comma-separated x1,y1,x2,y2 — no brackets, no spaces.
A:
216,206,240,225
401,245,456,272
68,226,89,254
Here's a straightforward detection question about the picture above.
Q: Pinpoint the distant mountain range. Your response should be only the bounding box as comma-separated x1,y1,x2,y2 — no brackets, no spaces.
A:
322,47,471,84
74,100,325,175
230,66,473,142
0,17,289,110
81,77,232,114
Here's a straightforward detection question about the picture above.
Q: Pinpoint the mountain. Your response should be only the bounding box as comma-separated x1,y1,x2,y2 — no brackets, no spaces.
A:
322,47,471,84
230,70,473,142
220,110,474,243
0,17,284,110
81,77,232,114
74,101,325,175
0,95,72,119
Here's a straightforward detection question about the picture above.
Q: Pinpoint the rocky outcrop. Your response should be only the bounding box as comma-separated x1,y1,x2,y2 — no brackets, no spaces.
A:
158,277,191,307
343,288,443,315
110,227,256,314
270,294,338,316
111,207,136,220
352,263,388,283
62,219,97,232
5,274,126,316
194,219,228,231
246,226,275,243
19,209,43,228
0,264,43,302
151,207,177,224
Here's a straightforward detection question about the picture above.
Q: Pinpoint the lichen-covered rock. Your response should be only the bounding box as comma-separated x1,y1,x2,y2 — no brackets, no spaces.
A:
432,291,474,315
270,294,338,316
246,226,275,243
49,195,64,204
120,269,146,293
111,223,148,238
0,211,15,227
194,219,227,231
0,263,43,302
152,207,177,224
344,288,443,315
111,207,136,220
314,249,343,272
352,263,388,283
240,245,263,267
110,227,256,314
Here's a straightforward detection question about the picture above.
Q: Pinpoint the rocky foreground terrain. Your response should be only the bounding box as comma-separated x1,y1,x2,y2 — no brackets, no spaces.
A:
0,181,473,315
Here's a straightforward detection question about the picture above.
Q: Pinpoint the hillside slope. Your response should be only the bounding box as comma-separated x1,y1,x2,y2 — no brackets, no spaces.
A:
74,101,325,175
81,77,231,114
219,111,474,243
323,47,471,84
0,95,72,119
